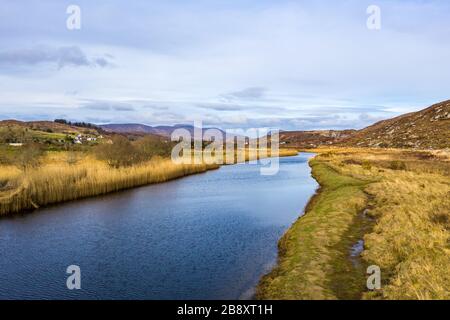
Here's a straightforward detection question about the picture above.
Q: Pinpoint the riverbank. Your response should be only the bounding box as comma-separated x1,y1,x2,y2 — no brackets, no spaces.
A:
0,156,219,216
0,148,297,216
257,148,450,300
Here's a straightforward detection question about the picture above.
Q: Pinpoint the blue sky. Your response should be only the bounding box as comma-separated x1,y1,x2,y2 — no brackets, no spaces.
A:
0,0,450,130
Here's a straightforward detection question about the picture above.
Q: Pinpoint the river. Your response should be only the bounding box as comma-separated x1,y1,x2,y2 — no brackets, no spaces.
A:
0,153,317,300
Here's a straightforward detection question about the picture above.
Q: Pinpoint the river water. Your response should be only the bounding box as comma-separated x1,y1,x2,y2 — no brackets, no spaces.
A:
0,153,317,300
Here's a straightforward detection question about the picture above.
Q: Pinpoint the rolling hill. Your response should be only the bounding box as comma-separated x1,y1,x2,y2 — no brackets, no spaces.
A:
100,123,198,137
340,100,450,149
100,123,245,142
279,130,356,148
280,100,450,150
0,120,100,135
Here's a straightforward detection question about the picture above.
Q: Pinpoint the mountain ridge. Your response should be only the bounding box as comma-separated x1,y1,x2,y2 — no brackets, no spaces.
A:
279,100,449,149
340,100,450,149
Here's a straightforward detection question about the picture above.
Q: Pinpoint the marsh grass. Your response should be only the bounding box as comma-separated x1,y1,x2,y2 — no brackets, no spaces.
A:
0,148,296,216
0,154,218,216
320,149,449,299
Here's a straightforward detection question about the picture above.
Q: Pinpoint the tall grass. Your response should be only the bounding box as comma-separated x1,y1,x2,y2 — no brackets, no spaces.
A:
0,155,218,216
257,148,450,300
321,149,450,299
0,148,296,216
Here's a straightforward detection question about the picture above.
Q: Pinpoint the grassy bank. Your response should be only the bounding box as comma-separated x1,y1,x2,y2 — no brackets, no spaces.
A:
256,158,374,299
257,148,450,300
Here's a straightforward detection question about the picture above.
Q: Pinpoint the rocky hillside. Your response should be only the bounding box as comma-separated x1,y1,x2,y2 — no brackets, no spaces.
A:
280,130,356,148
341,100,450,149
279,100,450,150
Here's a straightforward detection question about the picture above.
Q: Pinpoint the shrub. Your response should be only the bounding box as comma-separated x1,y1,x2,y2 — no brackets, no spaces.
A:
342,159,362,165
94,135,140,168
389,160,407,170
362,160,372,170
134,136,172,159
16,143,43,169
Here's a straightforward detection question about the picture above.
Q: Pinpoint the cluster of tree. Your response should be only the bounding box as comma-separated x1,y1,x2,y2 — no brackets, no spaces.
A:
94,135,173,168
54,119,105,133
0,126,31,144
0,142,44,169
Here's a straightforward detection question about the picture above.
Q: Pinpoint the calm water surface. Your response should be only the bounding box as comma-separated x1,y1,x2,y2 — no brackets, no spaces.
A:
0,153,317,300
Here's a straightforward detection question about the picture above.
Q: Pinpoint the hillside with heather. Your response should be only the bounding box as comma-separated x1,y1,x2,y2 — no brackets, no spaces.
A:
341,100,450,149
279,100,450,150
279,130,356,148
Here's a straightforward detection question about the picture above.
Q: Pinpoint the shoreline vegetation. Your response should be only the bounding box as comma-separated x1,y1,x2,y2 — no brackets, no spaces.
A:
257,147,450,300
0,157,218,216
0,148,297,216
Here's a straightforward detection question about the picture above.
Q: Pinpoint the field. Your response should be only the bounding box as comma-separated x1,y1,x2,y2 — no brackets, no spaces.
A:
257,147,450,300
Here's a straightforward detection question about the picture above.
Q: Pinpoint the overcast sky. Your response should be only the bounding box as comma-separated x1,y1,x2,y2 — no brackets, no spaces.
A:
0,0,449,131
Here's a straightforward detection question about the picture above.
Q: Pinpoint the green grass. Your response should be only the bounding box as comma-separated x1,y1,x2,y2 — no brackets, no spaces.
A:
31,130,70,140
256,159,374,300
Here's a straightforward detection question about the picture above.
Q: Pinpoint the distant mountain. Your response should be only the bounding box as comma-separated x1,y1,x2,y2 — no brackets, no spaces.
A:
100,123,244,141
101,123,161,135
341,100,450,149
101,123,205,136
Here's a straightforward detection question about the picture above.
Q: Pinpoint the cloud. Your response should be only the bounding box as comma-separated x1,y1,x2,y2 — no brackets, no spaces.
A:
93,57,111,68
81,101,135,112
141,104,170,110
196,103,247,111
195,102,290,114
221,87,267,102
0,46,113,70
358,113,387,124
1,1,449,131
112,105,135,112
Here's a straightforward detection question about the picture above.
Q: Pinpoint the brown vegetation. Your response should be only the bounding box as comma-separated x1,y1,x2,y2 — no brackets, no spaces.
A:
342,100,450,149
279,100,450,150
0,153,218,216
258,147,450,300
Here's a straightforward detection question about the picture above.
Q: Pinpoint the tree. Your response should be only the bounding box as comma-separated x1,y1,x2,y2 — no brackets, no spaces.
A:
134,135,172,160
94,135,139,168
0,126,29,144
16,143,43,170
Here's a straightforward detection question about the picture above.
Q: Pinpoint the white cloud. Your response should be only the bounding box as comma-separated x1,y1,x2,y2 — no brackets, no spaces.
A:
0,0,449,129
